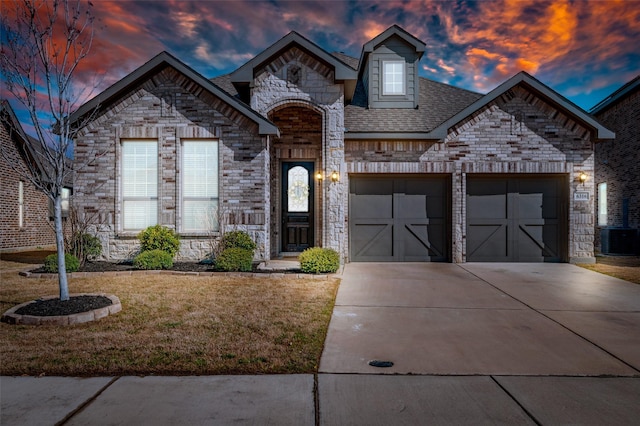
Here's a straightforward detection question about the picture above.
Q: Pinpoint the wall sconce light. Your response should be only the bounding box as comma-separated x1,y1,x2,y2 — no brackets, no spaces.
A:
315,171,323,181
579,172,588,183
330,170,340,183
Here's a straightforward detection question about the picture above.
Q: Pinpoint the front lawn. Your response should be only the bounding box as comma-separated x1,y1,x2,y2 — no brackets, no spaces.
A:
0,266,339,376
577,255,640,285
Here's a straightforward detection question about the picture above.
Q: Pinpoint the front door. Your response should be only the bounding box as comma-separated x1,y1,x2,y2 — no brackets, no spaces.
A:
282,162,314,252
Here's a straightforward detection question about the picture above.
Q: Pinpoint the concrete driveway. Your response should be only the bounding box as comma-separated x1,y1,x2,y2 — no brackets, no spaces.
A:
320,262,640,375
317,262,640,424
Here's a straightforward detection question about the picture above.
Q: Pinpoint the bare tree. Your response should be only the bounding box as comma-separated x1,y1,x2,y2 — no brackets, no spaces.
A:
0,0,95,301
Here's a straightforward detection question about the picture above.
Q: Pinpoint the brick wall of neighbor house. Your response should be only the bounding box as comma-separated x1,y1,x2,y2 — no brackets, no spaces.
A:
250,47,348,259
0,123,55,251
74,67,269,261
345,86,596,263
594,88,639,251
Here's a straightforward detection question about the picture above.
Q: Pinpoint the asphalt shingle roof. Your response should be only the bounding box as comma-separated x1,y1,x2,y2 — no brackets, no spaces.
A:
211,53,483,134
345,77,483,133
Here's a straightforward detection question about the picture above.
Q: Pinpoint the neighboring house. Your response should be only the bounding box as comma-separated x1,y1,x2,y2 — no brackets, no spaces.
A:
71,25,614,263
591,75,640,255
0,100,70,252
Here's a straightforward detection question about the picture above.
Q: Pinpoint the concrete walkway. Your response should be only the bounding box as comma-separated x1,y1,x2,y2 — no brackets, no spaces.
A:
3,263,640,425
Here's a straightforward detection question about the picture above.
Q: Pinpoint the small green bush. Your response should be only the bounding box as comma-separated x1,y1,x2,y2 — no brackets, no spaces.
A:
215,247,253,272
133,249,174,270
221,230,256,252
44,253,80,273
299,247,340,274
69,233,102,264
138,225,180,257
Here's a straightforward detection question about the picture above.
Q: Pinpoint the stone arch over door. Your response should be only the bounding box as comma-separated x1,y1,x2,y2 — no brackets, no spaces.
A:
267,101,325,256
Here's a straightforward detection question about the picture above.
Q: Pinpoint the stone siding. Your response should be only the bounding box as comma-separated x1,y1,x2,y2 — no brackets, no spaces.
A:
250,47,347,260
594,86,639,252
74,66,269,261
345,85,596,262
0,121,56,251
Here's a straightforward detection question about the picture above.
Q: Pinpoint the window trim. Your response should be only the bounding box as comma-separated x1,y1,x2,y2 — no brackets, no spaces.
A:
181,139,219,233
49,187,71,220
18,181,24,228
121,139,158,232
598,182,607,226
382,60,405,96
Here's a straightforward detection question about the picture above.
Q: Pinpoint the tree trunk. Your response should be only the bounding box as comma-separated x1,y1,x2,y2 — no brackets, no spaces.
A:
54,194,69,301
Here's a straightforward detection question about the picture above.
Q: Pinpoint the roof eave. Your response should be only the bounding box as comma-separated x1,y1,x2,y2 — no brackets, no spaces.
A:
429,71,615,141
345,131,440,140
230,32,357,85
71,52,279,136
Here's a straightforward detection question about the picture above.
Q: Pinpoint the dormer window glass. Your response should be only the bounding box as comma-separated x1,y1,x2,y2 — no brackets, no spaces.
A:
382,61,405,95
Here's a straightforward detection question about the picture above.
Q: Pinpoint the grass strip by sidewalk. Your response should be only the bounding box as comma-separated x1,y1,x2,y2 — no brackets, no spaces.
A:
1,268,339,376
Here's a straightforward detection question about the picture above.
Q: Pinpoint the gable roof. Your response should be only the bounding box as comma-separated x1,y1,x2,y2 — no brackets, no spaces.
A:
590,75,640,115
357,25,426,78
428,71,615,140
70,51,279,136
1,100,72,187
0,99,30,147
229,31,358,101
231,31,358,83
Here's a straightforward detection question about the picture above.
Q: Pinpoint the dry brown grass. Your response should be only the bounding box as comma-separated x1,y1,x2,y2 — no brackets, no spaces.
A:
1,267,339,376
577,256,640,285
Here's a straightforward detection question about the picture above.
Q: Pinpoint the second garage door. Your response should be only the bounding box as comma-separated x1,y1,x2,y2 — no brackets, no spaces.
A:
349,176,450,262
466,175,567,262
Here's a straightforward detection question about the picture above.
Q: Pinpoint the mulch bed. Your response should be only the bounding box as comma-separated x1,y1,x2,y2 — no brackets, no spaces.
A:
14,295,113,317
30,261,216,274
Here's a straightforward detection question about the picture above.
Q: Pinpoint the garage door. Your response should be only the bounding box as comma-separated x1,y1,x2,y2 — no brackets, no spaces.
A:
349,176,449,262
466,175,567,262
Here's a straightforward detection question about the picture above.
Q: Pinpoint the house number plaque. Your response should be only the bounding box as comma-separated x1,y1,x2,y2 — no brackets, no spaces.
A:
574,191,589,201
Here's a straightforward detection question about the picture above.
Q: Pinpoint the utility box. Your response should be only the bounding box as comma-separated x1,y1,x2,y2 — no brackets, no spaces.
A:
601,228,639,255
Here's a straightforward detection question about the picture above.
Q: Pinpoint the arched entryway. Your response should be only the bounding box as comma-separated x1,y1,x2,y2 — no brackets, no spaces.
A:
268,104,324,257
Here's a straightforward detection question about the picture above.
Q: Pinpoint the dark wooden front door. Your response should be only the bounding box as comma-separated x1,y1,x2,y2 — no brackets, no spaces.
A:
282,162,314,252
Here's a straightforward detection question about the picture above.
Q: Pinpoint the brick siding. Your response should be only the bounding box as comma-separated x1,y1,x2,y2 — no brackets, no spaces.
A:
594,86,640,252
345,85,596,262
74,66,269,261
0,122,56,251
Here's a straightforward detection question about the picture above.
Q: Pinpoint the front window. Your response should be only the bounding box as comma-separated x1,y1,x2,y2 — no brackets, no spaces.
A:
122,140,157,231
182,140,218,232
18,181,24,228
49,187,71,219
383,61,405,95
598,182,607,226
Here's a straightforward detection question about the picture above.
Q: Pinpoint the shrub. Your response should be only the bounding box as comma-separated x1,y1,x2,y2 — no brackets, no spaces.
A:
215,247,253,272
133,249,174,270
69,232,102,264
299,247,340,274
138,225,180,257
44,253,80,273
221,230,256,252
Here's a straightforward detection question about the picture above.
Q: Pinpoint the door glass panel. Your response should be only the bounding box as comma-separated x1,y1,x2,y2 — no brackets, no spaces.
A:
287,166,309,212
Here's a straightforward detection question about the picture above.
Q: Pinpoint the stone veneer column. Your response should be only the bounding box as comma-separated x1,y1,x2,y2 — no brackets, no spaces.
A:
250,57,347,261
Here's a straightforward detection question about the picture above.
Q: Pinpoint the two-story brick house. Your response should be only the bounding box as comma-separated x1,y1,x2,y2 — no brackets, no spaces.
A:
71,25,613,263
592,75,640,255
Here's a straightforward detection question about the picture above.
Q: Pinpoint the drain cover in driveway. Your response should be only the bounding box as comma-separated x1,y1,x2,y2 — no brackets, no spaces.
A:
369,360,394,368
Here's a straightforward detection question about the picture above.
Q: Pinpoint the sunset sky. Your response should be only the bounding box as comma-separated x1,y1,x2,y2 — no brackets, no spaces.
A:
3,0,640,134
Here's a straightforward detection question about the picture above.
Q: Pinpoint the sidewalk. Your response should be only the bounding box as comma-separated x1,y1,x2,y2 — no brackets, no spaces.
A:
2,262,640,425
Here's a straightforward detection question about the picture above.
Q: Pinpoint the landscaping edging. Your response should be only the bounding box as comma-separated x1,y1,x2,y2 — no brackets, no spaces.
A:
18,270,332,280
1,293,122,326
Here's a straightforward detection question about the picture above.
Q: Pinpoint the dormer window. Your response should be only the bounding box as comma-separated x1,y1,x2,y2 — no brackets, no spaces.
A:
382,61,405,95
